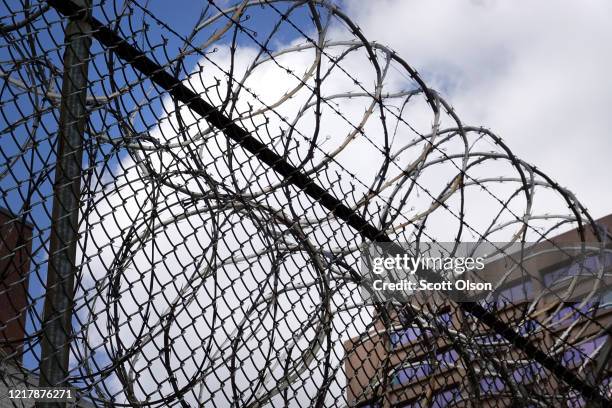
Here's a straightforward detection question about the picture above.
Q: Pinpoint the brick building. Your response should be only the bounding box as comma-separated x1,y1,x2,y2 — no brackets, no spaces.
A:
344,215,612,407
0,208,33,363
0,209,94,407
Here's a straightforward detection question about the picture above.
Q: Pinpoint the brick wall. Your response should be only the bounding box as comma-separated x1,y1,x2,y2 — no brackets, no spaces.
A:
0,209,33,363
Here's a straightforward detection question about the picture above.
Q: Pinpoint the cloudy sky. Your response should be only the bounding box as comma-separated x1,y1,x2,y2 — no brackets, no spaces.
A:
344,0,612,220
7,0,607,404
60,1,611,404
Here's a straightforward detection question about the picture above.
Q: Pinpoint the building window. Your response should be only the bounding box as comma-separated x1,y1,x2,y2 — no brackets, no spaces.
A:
432,386,462,407
390,327,430,348
543,253,612,288
518,319,538,336
496,280,534,307
599,290,612,309
562,335,607,368
392,362,433,386
512,361,543,384
551,303,595,326
564,392,586,408
474,333,506,347
479,376,505,394
480,280,533,311
436,348,459,366
436,312,453,326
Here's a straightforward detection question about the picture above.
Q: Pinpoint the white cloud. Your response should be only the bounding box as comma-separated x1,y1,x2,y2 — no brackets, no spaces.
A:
345,0,612,219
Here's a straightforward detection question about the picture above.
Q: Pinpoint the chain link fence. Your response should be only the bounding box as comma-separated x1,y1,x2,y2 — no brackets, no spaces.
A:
0,1,610,406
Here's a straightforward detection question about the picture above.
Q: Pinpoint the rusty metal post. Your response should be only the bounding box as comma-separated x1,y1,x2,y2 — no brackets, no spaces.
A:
37,0,92,405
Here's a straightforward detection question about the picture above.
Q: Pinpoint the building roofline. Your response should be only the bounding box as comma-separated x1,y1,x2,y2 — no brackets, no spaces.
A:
0,207,35,231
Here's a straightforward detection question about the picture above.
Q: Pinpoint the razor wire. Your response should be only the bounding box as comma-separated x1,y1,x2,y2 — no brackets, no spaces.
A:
0,0,610,407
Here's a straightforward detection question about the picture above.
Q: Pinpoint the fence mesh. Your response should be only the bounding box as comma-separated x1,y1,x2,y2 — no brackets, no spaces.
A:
0,0,610,407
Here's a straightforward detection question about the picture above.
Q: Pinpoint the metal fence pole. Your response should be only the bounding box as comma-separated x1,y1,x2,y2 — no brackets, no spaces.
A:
37,0,92,405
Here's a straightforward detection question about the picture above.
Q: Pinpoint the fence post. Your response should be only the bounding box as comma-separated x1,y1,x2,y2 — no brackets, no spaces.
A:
37,0,92,405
